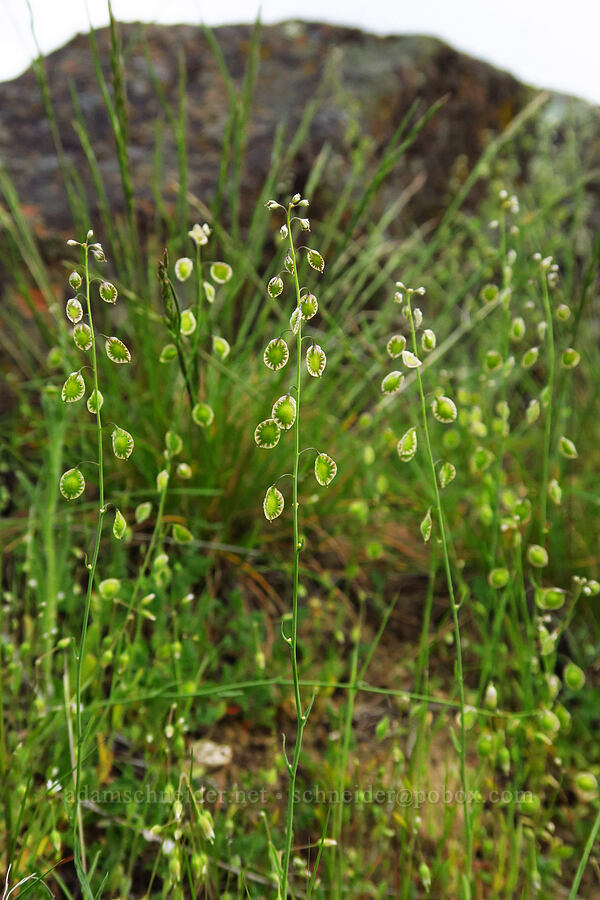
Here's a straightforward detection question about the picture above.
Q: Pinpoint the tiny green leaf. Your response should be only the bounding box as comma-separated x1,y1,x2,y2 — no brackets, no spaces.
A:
264,338,289,371
314,452,337,486
62,371,85,403
113,508,127,540
105,336,131,364
263,485,284,521
210,261,232,284
254,418,281,449
59,467,85,500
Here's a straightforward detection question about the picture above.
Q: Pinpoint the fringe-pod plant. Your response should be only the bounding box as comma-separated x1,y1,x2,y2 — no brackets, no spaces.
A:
257,194,336,896
381,281,473,893
157,223,233,430
59,229,133,888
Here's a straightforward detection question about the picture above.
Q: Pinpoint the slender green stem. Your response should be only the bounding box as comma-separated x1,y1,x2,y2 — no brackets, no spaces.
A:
72,238,105,872
406,295,473,889
280,205,307,898
568,805,600,900
539,269,555,542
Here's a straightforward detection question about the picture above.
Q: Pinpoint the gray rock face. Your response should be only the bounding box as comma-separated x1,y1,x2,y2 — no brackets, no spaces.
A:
0,21,541,239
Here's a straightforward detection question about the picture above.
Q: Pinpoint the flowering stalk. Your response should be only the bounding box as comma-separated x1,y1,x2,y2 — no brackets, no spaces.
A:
258,195,334,896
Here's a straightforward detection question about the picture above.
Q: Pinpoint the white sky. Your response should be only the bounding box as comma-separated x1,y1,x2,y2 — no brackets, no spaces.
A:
1,0,599,105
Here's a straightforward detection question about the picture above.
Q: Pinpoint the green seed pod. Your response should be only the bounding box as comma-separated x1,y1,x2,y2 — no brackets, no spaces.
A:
165,431,183,455
521,347,539,368
564,662,585,690
538,709,560,735
66,297,83,323
159,343,178,363
535,586,565,610
397,426,417,462
422,329,436,352
153,553,169,572
156,469,169,492
470,446,494,472
307,248,325,272
477,732,494,757
180,309,197,336
284,253,295,274
188,222,210,246
73,323,92,351
99,281,118,303
559,436,578,458
62,371,85,403
381,371,404,395
561,348,580,369
431,396,457,423
488,568,509,589
306,344,326,378
212,335,230,360
299,293,318,320
111,426,134,460
386,334,406,358
484,350,503,372
173,523,193,543
314,452,337,486
135,501,152,523
69,271,82,291
401,349,421,368
510,317,526,341
176,463,192,479
263,485,284,521
210,261,232,284
86,389,103,414
268,276,284,298
264,338,289,371
438,461,456,488
555,304,570,322
254,418,280,449
203,280,215,303
519,793,540,815
574,772,598,802
480,283,498,302
457,705,477,731
175,257,193,281
192,402,215,428
99,578,121,600
272,394,296,430
527,544,548,568
548,479,562,505
484,683,498,710
418,862,432,893
290,307,301,334
105,336,131,364
413,307,423,327
498,746,510,775
113,508,126,540
420,507,432,542
526,399,540,424
59,467,85,500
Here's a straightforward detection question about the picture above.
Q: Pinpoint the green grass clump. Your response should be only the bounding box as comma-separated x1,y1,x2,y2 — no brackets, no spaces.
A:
0,13,600,900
